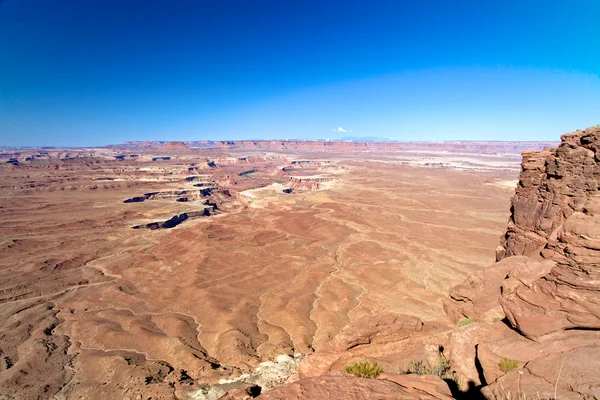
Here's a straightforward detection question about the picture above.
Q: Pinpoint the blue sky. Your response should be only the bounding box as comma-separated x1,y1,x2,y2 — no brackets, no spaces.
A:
1,0,599,146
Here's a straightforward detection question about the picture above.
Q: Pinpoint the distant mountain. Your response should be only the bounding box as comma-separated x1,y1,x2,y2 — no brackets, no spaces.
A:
338,136,392,142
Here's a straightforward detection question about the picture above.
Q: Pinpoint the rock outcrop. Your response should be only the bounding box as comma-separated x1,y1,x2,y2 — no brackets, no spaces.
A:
259,375,453,400
497,126,600,338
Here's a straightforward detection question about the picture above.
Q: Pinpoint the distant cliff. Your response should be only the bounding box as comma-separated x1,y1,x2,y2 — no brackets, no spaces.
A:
212,140,558,154
115,139,560,154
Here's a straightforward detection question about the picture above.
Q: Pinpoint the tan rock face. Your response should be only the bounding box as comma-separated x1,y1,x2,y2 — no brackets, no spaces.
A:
498,126,600,261
298,313,452,379
259,375,452,400
497,126,600,338
443,256,551,323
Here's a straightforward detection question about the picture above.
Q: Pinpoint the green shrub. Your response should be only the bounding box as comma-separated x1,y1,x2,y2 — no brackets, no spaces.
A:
492,315,502,323
398,355,460,388
457,317,477,327
345,360,383,378
429,355,451,377
498,358,519,373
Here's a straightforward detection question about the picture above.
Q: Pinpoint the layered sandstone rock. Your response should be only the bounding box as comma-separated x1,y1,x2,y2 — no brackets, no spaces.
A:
497,126,600,338
443,256,554,324
498,127,600,261
259,375,453,400
298,313,452,379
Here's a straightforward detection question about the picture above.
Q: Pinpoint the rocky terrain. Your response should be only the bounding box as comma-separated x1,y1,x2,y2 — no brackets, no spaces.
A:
0,138,569,399
255,127,599,400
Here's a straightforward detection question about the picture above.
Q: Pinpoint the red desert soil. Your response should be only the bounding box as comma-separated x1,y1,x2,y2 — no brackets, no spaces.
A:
0,145,521,399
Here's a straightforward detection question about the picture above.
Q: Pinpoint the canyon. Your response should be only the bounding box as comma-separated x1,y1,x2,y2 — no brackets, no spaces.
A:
0,133,594,400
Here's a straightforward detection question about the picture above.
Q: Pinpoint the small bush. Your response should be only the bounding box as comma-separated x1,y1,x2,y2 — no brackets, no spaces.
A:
498,358,519,373
345,360,383,378
399,355,460,388
429,355,450,377
401,359,428,375
457,317,477,327
492,315,502,323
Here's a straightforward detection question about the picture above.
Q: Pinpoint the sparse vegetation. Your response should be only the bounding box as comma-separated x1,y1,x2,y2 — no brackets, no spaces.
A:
345,360,383,378
401,359,428,375
398,355,460,388
489,381,551,400
457,317,477,327
490,387,529,400
492,358,565,399
499,358,519,373
492,315,502,323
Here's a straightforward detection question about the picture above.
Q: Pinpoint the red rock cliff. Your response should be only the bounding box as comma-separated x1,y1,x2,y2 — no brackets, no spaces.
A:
496,126,600,337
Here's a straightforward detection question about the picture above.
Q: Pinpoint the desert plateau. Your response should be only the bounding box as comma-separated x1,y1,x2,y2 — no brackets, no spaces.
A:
5,132,598,399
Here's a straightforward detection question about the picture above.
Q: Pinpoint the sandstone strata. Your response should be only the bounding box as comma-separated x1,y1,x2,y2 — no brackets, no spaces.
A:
497,126,600,338
259,375,453,400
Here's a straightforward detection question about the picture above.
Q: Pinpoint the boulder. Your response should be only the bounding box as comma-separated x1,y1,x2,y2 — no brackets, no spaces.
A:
483,345,600,400
444,256,551,323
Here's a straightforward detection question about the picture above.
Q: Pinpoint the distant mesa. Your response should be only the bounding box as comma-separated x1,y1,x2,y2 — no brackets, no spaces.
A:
161,141,189,150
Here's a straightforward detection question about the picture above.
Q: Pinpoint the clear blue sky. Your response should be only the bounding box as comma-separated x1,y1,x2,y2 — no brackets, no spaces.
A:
1,0,599,146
